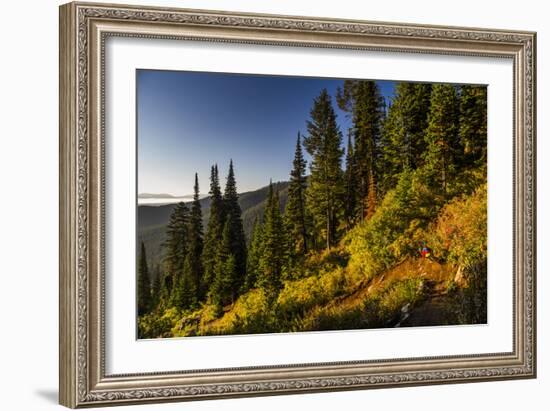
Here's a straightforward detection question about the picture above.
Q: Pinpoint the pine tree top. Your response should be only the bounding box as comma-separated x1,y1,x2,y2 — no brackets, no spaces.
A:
303,89,342,161
140,241,146,257
193,172,200,201
224,159,238,201
266,179,274,210
290,132,306,182
209,164,222,200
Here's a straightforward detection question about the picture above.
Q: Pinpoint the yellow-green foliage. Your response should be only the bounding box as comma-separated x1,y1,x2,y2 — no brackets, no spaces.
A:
199,289,272,335
196,264,349,335
138,307,181,338
277,266,346,317
294,278,426,332
139,170,487,339
426,184,487,267
377,278,425,319
199,303,221,327
290,304,365,332
445,166,487,200
344,168,486,285
283,246,349,281
170,306,205,337
345,169,440,281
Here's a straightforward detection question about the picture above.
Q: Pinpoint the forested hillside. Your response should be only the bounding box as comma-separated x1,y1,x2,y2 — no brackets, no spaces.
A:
137,181,289,277
137,81,487,338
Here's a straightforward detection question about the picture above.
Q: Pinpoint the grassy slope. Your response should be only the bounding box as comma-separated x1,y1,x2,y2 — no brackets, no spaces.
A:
139,174,487,338
157,256,458,338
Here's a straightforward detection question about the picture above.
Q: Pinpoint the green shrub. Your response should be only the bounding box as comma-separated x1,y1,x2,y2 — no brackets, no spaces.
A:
284,247,349,281
199,289,273,335
377,278,426,321
291,304,366,332
277,267,346,318
292,278,426,332
425,183,487,267
345,169,441,281
448,260,487,324
138,168,486,337
138,307,180,338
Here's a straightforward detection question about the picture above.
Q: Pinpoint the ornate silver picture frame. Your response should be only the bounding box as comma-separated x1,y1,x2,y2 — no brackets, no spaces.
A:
59,2,536,408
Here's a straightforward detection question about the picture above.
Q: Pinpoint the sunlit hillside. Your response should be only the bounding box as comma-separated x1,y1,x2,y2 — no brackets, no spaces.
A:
136,81,488,338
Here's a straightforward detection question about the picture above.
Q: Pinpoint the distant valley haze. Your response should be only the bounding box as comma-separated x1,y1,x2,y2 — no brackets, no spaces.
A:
138,192,207,205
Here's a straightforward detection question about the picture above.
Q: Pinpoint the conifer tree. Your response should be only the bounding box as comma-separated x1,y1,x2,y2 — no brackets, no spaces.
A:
137,241,151,316
163,201,190,296
303,89,344,250
459,85,487,166
243,217,264,291
343,132,357,229
423,83,460,193
222,160,247,299
258,182,286,299
211,220,236,312
160,272,173,304
187,173,204,300
171,254,196,309
337,80,384,220
150,264,162,310
381,83,432,191
202,165,225,294
284,132,309,257
366,173,377,220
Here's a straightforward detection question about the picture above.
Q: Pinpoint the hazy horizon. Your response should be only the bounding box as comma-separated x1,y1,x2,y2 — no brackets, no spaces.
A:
138,179,289,199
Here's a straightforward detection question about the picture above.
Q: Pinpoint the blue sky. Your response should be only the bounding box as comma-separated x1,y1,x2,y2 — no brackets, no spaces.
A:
137,70,395,196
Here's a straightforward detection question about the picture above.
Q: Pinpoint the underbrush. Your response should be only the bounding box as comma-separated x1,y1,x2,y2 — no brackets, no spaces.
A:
199,289,273,335
138,172,487,339
292,278,427,332
344,169,441,283
138,307,180,339
277,266,347,319
424,183,487,268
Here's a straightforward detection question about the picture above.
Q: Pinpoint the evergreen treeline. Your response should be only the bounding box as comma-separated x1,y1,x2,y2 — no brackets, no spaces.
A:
137,81,487,335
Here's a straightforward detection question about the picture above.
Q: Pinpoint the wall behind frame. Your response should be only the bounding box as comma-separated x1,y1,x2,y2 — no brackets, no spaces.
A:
0,0,545,410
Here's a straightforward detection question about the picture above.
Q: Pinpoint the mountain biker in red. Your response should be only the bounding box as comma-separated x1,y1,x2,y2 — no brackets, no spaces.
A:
420,243,431,258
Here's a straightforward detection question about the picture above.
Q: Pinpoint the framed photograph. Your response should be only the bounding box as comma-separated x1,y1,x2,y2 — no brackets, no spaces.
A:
59,2,537,408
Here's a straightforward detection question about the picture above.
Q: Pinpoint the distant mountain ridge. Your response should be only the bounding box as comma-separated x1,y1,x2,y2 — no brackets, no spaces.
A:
138,181,289,272
139,193,209,200
138,193,184,199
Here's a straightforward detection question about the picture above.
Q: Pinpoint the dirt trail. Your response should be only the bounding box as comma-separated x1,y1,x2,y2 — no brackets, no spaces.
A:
327,258,455,313
200,257,459,334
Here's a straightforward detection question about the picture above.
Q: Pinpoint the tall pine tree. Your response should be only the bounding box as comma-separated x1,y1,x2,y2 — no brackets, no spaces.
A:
163,201,190,298
381,83,432,191
459,85,487,166
150,264,161,310
137,241,151,316
258,182,286,300
337,80,385,220
202,165,225,295
172,255,196,309
243,217,264,291
171,173,205,310
187,173,204,300
284,132,309,257
423,84,460,193
343,131,357,229
303,89,344,250
222,160,247,300
211,219,237,313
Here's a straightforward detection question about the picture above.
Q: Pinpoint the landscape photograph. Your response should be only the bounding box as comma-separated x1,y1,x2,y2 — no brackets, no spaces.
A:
136,69,487,339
